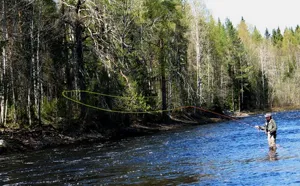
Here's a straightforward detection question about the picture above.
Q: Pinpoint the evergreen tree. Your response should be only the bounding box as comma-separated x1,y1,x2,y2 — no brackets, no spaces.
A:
225,19,250,111
252,27,263,44
271,27,283,47
265,28,270,39
1,0,300,131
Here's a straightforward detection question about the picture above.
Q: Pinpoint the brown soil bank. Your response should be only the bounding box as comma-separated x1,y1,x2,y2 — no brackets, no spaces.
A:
0,114,228,155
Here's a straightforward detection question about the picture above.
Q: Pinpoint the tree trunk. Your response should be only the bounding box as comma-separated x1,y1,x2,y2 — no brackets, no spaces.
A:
75,0,86,119
35,1,42,125
10,62,16,124
28,6,35,126
195,18,201,107
260,46,265,108
160,39,167,119
27,87,32,126
0,0,7,126
37,20,42,126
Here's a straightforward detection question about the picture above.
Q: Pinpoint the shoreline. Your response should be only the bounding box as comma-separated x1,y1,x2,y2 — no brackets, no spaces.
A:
0,116,224,155
2,107,298,155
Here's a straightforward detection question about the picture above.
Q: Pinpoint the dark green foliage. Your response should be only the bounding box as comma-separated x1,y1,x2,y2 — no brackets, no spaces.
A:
1,0,299,131
265,29,271,39
225,19,249,111
271,27,283,47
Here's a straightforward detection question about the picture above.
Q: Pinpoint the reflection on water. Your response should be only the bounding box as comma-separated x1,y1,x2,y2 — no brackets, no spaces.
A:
1,110,300,185
268,149,278,161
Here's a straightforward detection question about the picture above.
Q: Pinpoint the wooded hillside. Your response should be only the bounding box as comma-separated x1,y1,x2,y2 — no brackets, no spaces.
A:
1,0,299,130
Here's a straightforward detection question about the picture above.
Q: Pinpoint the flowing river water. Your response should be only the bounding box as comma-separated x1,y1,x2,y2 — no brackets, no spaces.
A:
1,110,300,185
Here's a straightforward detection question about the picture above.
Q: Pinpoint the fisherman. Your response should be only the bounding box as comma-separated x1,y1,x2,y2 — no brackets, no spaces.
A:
255,113,277,150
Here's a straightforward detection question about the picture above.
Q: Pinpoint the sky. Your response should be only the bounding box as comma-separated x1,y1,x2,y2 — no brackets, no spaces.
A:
203,0,300,34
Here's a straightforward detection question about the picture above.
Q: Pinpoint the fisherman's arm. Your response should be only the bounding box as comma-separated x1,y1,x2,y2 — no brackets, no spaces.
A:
255,125,266,131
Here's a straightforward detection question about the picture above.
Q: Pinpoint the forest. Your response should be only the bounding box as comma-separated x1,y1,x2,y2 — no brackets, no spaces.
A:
1,0,300,132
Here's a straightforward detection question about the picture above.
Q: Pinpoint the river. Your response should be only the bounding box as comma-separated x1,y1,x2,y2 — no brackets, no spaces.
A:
1,110,300,185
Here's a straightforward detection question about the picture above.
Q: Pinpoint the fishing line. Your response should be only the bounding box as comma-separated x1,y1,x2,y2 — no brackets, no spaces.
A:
63,90,270,151
62,90,257,128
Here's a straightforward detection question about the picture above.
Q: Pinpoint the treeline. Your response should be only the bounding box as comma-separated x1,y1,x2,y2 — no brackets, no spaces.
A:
0,0,299,129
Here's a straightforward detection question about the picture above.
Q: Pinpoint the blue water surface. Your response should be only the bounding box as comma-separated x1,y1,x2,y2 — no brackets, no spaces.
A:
1,110,300,185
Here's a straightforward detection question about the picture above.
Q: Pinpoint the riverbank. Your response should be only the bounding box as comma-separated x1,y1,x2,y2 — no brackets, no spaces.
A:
0,113,227,154
3,107,292,155
2,104,297,155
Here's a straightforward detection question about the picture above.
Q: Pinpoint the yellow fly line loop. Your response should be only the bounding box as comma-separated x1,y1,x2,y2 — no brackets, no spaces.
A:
62,90,256,128
62,90,176,114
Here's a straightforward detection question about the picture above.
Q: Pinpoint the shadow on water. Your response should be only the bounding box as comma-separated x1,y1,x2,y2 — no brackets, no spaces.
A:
121,174,212,186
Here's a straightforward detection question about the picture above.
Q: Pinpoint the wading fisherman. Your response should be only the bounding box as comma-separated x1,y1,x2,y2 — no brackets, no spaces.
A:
255,113,277,150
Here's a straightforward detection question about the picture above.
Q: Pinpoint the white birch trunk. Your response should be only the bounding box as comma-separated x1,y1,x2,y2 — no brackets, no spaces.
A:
27,88,31,126
28,8,35,126
36,2,42,125
10,63,16,124
260,45,265,107
195,19,201,106
0,0,7,125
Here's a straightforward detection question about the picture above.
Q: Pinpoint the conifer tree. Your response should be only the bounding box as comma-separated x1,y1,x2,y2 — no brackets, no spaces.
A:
265,28,270,39
252,27,262,44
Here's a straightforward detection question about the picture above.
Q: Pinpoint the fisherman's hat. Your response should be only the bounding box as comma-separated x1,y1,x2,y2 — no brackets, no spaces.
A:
265,113,272,117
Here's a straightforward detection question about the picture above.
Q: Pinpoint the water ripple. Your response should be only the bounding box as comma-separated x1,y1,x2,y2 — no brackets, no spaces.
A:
1,110,300,185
